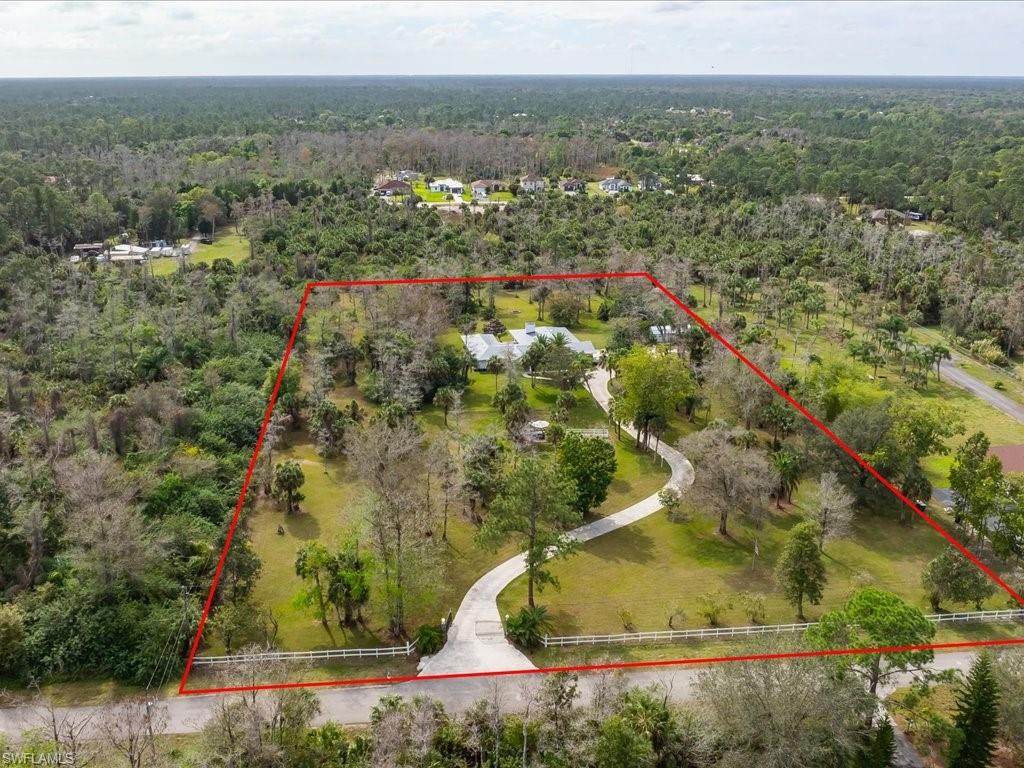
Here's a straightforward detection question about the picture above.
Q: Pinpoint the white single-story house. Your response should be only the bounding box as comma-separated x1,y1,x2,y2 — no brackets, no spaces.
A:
462,322,597,370
599,177,632,194
429,178,465,195
519,174,546,193
471,179,505,200
397,169,420,181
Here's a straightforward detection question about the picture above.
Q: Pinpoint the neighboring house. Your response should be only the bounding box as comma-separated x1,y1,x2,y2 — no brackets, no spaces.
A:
687,174,705,184
561,178,586,193
599,177,632,193
906,211,927,222
429,178,465,195
638,175,663,191
867,208,905,225
471,179,505,200
650,324,682,343
462,322,598,370
519,174,546,193
72,242,104,256
373,179,412,196
397,169,420,181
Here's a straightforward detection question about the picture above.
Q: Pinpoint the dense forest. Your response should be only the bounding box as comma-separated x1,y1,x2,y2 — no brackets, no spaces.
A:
1,76,1023,718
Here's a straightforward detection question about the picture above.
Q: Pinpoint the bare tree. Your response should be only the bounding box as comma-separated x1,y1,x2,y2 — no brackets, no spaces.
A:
98,696,167,768
809,471,855,551
679,424,778,537
29,691,100,767
347,421,440,636
55,451,160,591
702,344,782,430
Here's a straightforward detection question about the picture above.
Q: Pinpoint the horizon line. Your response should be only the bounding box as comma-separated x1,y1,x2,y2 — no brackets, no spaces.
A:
3,73,1024,82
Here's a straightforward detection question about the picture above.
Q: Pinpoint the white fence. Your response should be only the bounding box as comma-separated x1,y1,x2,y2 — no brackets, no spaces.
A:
540,609,1024,648
566,428,611,439
192,640,417,667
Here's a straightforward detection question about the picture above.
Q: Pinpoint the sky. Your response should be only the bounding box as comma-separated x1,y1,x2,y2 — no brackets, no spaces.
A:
0,0,1022,79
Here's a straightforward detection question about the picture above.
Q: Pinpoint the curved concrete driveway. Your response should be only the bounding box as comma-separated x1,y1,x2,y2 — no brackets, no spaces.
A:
419,365,694,676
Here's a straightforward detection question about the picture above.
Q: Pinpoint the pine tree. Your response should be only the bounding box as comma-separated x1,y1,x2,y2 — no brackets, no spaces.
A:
864,720,897,768
949,653,1000,768
775,521,826,620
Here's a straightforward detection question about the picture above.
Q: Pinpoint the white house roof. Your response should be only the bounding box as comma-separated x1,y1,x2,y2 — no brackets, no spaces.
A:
430,177,464,188
462,325,597,368
507,325,596,355
461,333,522,363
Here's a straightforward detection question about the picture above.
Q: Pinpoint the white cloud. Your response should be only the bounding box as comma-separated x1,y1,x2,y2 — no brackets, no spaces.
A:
0,0,1021,77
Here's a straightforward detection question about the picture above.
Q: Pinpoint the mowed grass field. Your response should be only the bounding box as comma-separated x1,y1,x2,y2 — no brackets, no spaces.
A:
497,479,1011,636
239,325,668,651
149,232,249,276
682,286,1024,486
240,431,524,653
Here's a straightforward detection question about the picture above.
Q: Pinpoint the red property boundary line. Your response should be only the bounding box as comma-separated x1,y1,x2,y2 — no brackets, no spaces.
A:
179,272,1024,696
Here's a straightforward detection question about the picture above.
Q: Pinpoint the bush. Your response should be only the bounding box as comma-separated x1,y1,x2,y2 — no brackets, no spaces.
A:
0,603,25,675
696,592,732,627
740,592,766,624
504,605,553,649
414,623,444,656
968,338,1008,367
618,608,636,632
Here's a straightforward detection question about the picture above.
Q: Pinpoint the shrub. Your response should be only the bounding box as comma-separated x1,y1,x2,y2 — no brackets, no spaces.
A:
968,338,1008,367
618,608,636,632
696,592,732,627
504,605,553,649
740,592,767,624
546,423,566,444
659,486,686,521
414,623,444,656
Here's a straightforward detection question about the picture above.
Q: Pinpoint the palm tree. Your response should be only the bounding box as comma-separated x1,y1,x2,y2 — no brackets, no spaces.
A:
435,386,458,426
929,344,951,381
772,450,801,509
273,460,305,514
531,285,552,320
486,356,505,394
522,342,547,388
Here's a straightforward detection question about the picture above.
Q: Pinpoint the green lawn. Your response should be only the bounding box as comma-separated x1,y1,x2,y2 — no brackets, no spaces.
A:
410,179,471,203
239,302,665,654
684,285,1024,486
594,434,671,518
237,429,523,653
149,232,249,276
497,477,1010,637
484,288,619,349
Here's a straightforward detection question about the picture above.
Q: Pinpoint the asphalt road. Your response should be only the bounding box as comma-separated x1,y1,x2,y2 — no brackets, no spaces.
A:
940,356,1024,423
0,651,981,737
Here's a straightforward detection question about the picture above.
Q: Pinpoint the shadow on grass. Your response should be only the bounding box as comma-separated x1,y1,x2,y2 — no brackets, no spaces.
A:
284,510,322,540
586,524,656,565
